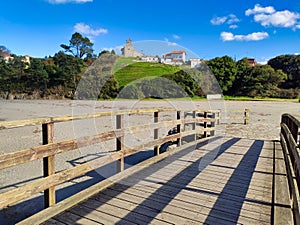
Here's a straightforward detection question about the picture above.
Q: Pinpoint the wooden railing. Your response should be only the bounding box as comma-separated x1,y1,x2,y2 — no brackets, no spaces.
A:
215,109,250,125
0,108,216,223
280,114,300,224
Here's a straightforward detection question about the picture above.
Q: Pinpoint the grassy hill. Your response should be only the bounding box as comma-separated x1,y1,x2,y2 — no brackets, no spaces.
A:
114,59,181,88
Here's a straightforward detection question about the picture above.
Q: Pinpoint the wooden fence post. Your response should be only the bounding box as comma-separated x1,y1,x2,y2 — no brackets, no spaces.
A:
42,122,55,208
116,114,124,172
210,112,216,136
244,109,250,125
192,111,197,141
217,110,221,125
154,111,160,156
177,111,181,147
203,111,208,138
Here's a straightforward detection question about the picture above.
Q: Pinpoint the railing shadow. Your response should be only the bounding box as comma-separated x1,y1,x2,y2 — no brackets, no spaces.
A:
204,140,264,224
45,136,239,224
0,149,155,225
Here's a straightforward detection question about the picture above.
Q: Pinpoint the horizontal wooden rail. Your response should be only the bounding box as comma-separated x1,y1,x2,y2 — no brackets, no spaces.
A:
280,113,300,224
216,109,250,125
0,118,215,170
0,108,219,130
0,108,217,221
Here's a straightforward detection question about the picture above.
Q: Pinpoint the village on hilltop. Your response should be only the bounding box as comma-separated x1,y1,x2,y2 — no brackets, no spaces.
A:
120,38,258,68
121,38,203,68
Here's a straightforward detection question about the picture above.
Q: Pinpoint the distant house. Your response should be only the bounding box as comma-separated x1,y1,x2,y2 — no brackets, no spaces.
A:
2,53,14,63
190,58,202,68
141,56,160,63
121,39,144,57
21,55,31,69
161,50,186,65
246,58,258,66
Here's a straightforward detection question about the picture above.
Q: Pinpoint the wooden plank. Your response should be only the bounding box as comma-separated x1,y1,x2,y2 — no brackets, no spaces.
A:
108,178,270,214
0,114,213,171
49,211,102,225
16,138,208,225
68,204,136,225
97,186,242,225
91,194,172,225
136,166,273,196
0,121,184,170
104,183,270,223
280,133,299,224
0,130,117,170
42,218,67,225
0,108,217,130
121,168,272,202
80,198,170,225
274,141,293,224
0,132,185,210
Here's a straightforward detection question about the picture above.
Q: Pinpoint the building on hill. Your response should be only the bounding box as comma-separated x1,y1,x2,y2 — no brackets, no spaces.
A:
2,53,14,63
246,58,258,66
121,39,144,57
190,58,202,68
141,55,160,63
161,50,186,65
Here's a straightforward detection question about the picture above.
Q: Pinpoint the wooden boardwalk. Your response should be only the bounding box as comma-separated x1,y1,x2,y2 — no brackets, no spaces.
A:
42,137,292,225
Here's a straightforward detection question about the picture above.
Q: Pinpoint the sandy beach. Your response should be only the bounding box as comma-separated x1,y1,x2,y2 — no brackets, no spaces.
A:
0,99,299,224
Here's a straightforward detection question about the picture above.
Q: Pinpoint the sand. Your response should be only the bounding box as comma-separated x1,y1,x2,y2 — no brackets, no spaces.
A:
0,99,299,224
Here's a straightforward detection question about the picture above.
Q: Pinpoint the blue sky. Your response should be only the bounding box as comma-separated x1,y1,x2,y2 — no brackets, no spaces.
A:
1,0,300,63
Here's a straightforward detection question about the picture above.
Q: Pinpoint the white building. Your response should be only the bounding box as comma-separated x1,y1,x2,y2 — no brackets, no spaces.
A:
161,50,186,65
141,56,160,63
190,58,202,68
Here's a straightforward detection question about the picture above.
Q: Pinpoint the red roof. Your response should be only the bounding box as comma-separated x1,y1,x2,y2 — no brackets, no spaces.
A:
170,50,186,54
163,50,186,57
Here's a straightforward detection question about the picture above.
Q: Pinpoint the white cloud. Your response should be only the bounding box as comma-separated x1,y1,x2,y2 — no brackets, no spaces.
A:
47,0,92,4
164,38,178,46
211,14,240,29
246,4,300,29
229,25,238,29
221,32,235,41
245,4,275,16
227,14,240,24
221,31,269,41
211,16,227,25
74,23,108,37
254,10,300,28
173,34,181,40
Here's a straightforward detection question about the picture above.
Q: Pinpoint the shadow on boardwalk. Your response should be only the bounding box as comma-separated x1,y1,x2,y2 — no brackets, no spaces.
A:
2,136,269,224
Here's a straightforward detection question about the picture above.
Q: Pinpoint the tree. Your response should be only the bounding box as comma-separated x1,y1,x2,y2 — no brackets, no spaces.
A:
237,65,287,97
98,50,110,58
25,58,49,90
53,51,85,92
207,56,237,94
230,58,251,95
60,32,94,59
268,55,300,89
163,70,199,97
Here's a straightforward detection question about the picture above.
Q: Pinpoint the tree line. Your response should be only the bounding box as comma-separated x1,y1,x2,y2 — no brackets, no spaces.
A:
0,33,299,99
207,56,299,98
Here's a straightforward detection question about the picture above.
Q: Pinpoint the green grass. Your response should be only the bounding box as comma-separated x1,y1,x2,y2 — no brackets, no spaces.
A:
224,96,299,102
114,61,181,88
113,57,137,74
